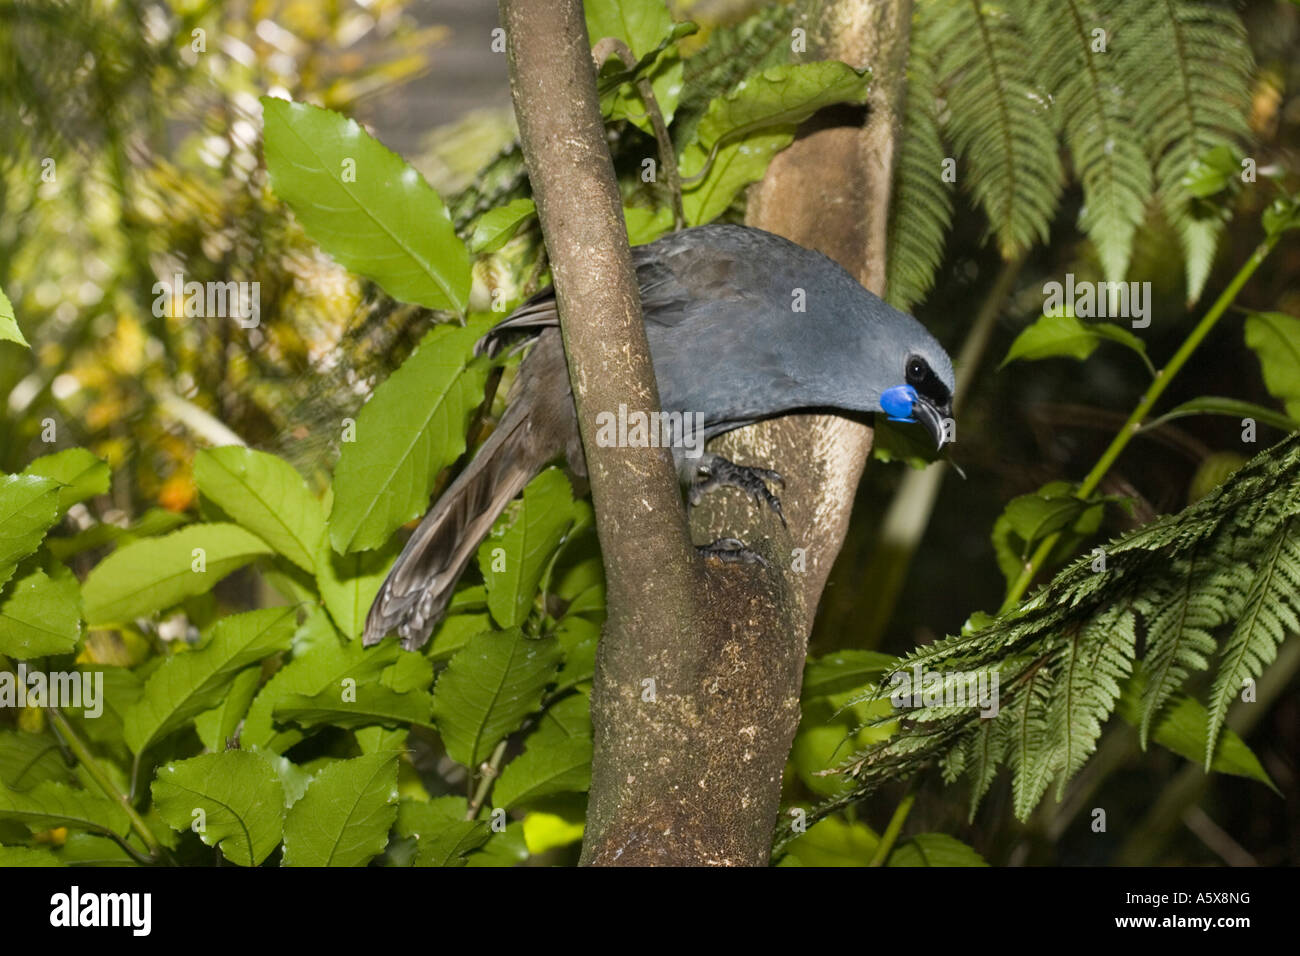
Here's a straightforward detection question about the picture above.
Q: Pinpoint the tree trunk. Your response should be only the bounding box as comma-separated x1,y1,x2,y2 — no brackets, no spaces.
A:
499,0,911,866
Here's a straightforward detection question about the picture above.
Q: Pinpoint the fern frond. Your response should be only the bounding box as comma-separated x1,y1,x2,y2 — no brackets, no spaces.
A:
1110,0,1253,302
800,435,1300,831
885,9,953,310
1024,0,1154,282
1206,517,1300,766
929,0,1063,258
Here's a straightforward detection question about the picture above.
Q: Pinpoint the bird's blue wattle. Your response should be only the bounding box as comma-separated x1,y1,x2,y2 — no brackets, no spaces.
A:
880,384,918,423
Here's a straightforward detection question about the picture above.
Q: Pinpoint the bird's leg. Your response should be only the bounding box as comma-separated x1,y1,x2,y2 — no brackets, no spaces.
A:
686,452,786,528
696,537,770,568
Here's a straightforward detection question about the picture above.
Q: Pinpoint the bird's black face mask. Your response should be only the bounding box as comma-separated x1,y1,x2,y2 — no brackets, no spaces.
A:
880,355,954,450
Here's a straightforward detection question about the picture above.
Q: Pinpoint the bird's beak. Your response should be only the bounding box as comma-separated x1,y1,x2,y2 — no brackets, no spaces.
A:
912,395,953,451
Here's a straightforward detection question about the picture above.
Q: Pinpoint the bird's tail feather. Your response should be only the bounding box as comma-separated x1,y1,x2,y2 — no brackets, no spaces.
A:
362,399,540,650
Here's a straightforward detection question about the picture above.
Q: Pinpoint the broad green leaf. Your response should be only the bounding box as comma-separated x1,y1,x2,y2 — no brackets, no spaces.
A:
679,62,871,224
123,607,297,756
782,816,880,867
316,540,399,640
587,0,685,135
432,627,561,767
887,833,988,867
54,833,138,866
803,650,897,698
0,731,71,791
194,447,326,573
0,781,130,837
466,821,529,867
81,523,272,625
275,683,434,732
0,846,61,866
22,449,109,514
261,97,470,314
282,753,398,867
0,475,59,590
328,319,491,553
1001,312,1150,370
46,508,188,562
1147,396,1300,435
493,734,592,810
478,468,576,628
521,804,585,853
395,796,464,839
469,199,535,254
1244,311,1300,419
153,751,284,866
531,693,593,746
1116,683,1274,789
624,204,674,246
429,613,493,662
0,286,26,347
0,566,81,659
414,820,490,867
194,667,263,752
553,615,599,693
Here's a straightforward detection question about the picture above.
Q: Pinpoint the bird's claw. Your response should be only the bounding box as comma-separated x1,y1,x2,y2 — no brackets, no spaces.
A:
696,537,770,568
688,455,786,527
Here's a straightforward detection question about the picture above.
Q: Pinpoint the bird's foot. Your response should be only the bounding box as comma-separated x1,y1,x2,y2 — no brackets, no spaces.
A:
696,537,770,568
687,453,786,527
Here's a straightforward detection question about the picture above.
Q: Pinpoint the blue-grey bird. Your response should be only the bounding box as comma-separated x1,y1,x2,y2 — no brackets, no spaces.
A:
364,224,954,649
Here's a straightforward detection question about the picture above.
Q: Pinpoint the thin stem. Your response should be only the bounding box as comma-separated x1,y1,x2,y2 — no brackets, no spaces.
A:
49,708,166,859
868,790,915,866
1000,235,1281,612
466,738,510,821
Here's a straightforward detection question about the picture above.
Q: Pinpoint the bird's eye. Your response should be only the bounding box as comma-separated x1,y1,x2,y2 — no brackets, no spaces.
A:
906,356,927,383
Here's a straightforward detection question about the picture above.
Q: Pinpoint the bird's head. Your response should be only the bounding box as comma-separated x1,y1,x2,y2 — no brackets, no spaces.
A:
862,308,955,451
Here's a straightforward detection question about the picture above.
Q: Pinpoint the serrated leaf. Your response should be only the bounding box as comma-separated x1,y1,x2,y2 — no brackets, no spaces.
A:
316,540,399,640
679,62,871,224
469,198,535,254
194,447,326,574
414,820,490,867
478,468,575,628
0,475,59,591
432,628,561,768
123,607,297,756
494,734,592,811
261,97,470,314
22,449,110,514
0,566,82,659
152,751,284,866
194,667,263,752
0,731,71,791
1244,312,1300,421
0,287,27,347
81,524,272,625
0,781,130,837
328,319,491,553
282,753,398,867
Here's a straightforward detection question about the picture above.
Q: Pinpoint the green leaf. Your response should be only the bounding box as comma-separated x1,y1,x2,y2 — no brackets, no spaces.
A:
782,816,880,867
152,751,284,866
587,0,685,135
0,475,59,591
494,734,592,810
22,449,110,514
679,62,871,224
0,566,81,659
1001,312,1150,371
429,613,493,662
0,781,130,837
1244,312,1300,420
0,286,27,347
1116,678,1274,790
82,524,272,626
887,833,988,867
194,447,326,574
194,667,263,752
261,97,470,314
0,846,62,866
1146,396,1300,436
803,650,897,699
328,319,491,553
469,198,535,254
316,541,399,640
123,607,297,756
275,682,434,733
414,820,490,867
282,753,398,867
0,731,72,791
432,627,561,768
553,615,599,693
478,468,575,628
